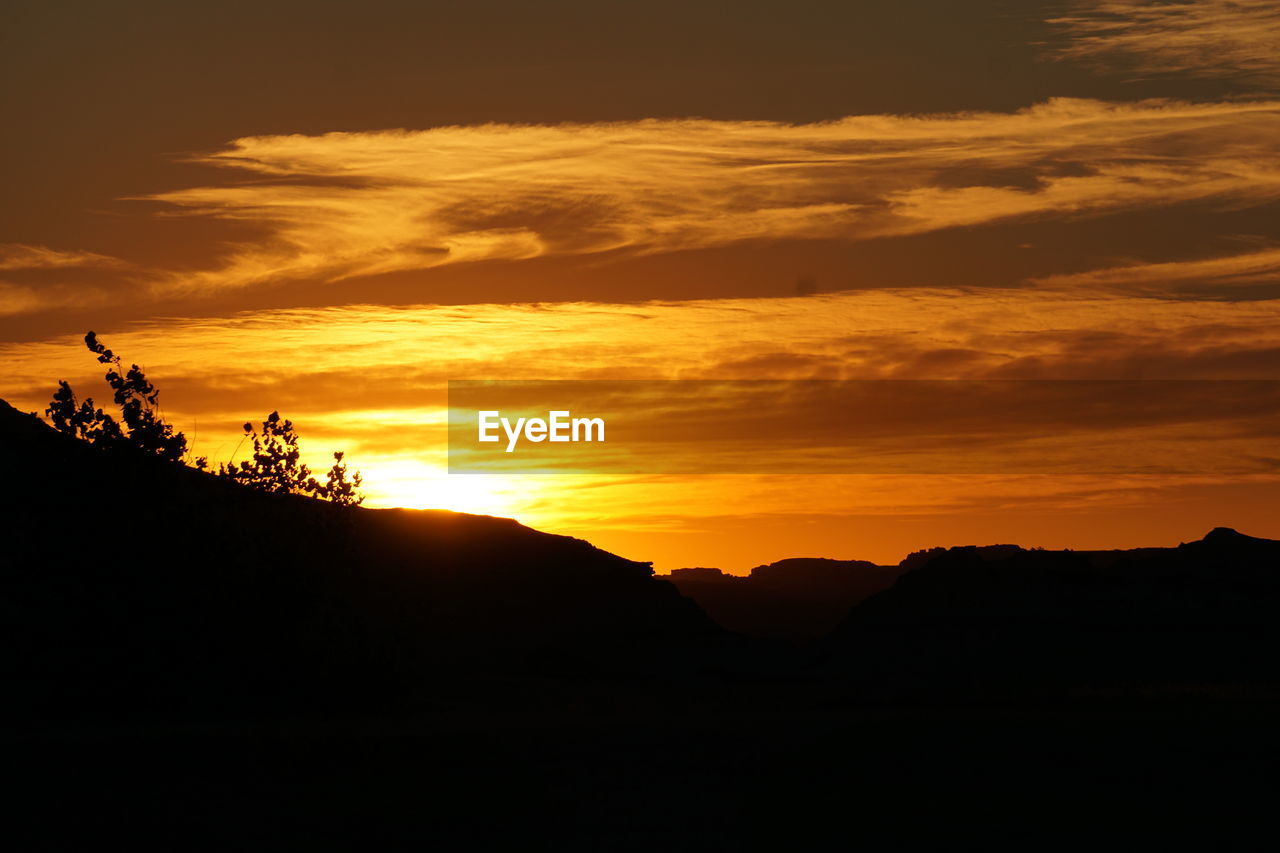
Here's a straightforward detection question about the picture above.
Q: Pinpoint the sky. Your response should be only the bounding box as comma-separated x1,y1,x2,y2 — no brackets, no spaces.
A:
3,0,1280,570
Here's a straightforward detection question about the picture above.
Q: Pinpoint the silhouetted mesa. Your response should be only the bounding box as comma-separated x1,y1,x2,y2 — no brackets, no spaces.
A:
662,558,904,641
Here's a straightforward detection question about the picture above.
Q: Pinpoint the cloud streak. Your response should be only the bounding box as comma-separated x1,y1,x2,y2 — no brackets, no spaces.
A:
5,286,1279,431
139,98,1280,296
0,245,129,315
0,244,124,272
1032,246,1280,291
1049,0,1280,86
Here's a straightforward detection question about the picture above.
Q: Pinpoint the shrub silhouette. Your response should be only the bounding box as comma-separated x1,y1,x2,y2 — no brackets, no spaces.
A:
47,331,188,463
318,450,364,507
46,379,125,447
86,331,189,462
218,411,310,496
47,331,363,505
217,412,364,506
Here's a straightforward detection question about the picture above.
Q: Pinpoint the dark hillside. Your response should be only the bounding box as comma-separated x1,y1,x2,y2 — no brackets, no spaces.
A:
0,399,715,721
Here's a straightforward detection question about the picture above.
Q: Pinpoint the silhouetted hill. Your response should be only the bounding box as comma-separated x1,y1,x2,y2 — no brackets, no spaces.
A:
663,558,902,641
0,399,715,721
825,529,1280,692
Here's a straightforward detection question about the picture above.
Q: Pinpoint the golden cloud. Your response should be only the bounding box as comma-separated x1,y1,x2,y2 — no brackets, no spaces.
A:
0,244,124,272
1049,0,1280,86
5,286,1279,441
137,98,1280,296
0,245,130,315
1032,246,1280,291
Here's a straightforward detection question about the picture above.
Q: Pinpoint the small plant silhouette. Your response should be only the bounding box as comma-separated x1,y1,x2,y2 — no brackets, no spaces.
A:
47,331,363,505
217,412,364,506
218,412,311,495
46,331,188,463
86,331,189,462
46,379,125,446
319,451,365,507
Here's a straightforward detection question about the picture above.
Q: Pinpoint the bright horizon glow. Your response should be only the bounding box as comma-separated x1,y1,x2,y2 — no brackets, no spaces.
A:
351,458,532,517
4,286,1280,570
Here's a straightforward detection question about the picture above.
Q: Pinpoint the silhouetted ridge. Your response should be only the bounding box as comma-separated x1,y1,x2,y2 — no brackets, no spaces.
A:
0,399,715,720
825,529,1280,691
898,543,1024,572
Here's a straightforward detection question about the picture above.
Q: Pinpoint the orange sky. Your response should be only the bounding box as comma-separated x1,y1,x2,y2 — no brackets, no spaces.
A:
3,0,1279,571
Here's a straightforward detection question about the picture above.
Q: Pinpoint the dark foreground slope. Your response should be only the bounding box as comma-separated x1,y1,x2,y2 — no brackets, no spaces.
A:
0,400,714,721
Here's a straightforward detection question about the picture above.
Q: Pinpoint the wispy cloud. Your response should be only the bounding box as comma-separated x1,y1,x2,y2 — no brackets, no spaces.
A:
1048,0,1280,86
0,245,129,315
138,98,1280,296
0,243,124,272
5,286,1279,427
1033,246,1280,291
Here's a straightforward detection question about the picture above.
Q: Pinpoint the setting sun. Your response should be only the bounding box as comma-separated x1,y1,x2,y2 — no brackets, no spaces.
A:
359,459,532,517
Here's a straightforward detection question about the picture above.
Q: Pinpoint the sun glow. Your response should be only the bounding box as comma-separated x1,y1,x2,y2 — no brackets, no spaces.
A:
358,458,532,518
